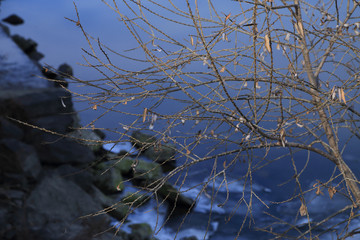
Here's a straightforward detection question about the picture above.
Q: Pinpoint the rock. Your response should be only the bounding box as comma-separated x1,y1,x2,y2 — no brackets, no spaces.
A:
94,129,106,140
89,186,130,222
94,232,127,240
0,138,41,180
105,157,163,183
132,160,163,185
41,66,58,79
128,223,153,240
143,143,176,164
121,192,150,208
67,129,103,152
105,202,130,222
130,131,156,150
28,50,44,61
52,165,95,193
26,176,111,240
58,63,73,78
2,14,24,25
34,134,96,165
11,34,44,62
0,88,74,120
0,117,24,140
94,167,125,194
30,114,75,134
157,182,195,214
11,34,37,54
180,237,198,240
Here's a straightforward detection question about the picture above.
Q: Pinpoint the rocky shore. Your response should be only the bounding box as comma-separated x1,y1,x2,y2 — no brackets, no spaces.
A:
0,17,195,240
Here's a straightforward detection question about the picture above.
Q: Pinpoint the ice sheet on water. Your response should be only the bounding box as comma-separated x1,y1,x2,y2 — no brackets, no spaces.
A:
181,176,272,215
103,142,138,155
111,196,217,240
199,175,271,194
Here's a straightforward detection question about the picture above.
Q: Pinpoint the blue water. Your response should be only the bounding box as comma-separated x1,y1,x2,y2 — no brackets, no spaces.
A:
2,1,360,239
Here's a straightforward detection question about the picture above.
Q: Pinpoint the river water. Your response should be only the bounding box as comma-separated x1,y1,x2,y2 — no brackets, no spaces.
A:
1,1,360,239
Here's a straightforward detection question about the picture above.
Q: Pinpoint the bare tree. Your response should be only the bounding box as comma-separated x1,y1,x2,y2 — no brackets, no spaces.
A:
65,0,360,239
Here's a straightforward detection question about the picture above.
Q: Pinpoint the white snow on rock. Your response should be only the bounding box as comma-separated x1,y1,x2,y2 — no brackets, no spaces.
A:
0,28,51,89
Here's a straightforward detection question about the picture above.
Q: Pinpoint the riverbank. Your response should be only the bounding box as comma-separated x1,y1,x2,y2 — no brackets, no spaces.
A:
0,19,196,240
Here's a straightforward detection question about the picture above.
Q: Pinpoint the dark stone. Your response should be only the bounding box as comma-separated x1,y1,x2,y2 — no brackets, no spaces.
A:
143,143,176,164
128,223,153,240
53,78,69,88
25,176,111,240
58,63,73,78
28,50,44,61
121,192,149,208
100,157,163,183
51,165,95,193
41,66,69,88
156,182,195,215
94,129,106,140
41,67,58,79
130,131,157,150
2,14,24,25
29,114,75,134
34,134,96,165
11,34,37,54
180,237,198,240
93,167,124,194
0,88,74,120
89,186,130,222
67,129,103,152
0,117,24,140
0,138,42,180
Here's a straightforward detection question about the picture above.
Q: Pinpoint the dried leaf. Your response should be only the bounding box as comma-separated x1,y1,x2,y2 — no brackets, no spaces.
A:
220,65,226,73
264,34,271,53
225,13,231,21
328,187,337,199
316,185,322,195
279,128,286,147
296,119,304,128
340,88,346,103
276,43,281,50
190,36,194,46
186,149,191,155
331,86,336,100
235,123,240,132
92,104,97,110
285,33,291,41
142,108,148,122
300,202,307,216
